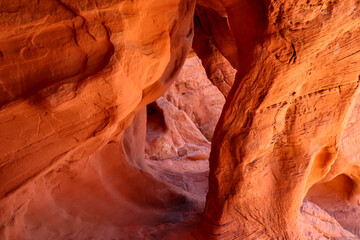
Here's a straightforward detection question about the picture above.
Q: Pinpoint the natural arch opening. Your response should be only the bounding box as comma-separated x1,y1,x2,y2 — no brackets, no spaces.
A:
1,1,360,240
143,52,228,233
305,173,360,236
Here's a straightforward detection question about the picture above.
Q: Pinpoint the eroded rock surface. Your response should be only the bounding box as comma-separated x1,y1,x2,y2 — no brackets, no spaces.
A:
0,0,360,239
0,0,197,239
192,6,237,97
146,96,210,161
199,0,360,239
0,0,195,198
299,201,358,240
164,55,225,140
306,93,360,236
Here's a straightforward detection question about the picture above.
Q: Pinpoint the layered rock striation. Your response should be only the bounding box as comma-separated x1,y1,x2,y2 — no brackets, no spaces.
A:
0,0,197,239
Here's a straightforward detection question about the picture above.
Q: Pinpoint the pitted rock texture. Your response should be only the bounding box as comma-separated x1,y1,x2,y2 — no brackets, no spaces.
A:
198,0,360,239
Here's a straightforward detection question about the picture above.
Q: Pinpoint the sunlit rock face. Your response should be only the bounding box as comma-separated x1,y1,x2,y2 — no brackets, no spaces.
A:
306,94,360,236
0,0,360,239
145,96,211,161
164,55,226,141
198,0,360,239
0,0,196,239
299,200,358,239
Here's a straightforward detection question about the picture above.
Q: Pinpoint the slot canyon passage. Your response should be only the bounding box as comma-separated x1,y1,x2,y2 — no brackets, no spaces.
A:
0,0,360,239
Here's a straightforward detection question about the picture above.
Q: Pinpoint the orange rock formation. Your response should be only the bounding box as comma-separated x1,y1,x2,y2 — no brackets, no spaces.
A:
197,0,360,239
0,0,359,239
0,0,197,239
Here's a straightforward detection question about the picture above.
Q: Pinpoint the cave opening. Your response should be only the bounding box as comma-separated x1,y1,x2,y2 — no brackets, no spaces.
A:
141,50,228,235
1,0,360,239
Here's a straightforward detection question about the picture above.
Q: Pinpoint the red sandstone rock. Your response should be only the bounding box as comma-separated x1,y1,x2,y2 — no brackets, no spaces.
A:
0,0,360,239
192,5,237,97
145,96,210,161
306,93,360,236
0,0,195,200
299,201,358,239
0,0,197,239
164,56,225,140
13,109,199,240
198,0,360,239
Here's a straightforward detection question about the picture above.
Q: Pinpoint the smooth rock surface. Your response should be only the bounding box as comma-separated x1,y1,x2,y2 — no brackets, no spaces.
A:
0,0,197,239
0,0,195,199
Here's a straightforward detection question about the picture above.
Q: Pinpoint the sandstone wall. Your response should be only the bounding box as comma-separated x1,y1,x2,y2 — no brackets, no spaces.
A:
0,0,359,239
0,0,196,239
198,0,360,239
